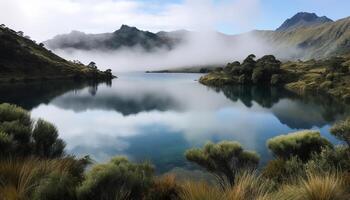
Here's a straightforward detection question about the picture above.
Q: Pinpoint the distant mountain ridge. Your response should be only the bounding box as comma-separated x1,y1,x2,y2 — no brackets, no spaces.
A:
45,12,350,60
45,25,180,51
276,12,333,31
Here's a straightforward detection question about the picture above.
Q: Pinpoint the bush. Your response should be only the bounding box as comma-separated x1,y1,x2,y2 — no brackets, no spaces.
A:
32,119,66,158
32,172,77,200
77,157,154,200
262,157,304,184
330,118,350,147
0,103,66,158
185,141,259,186
306,146,350,172
267,130,333,161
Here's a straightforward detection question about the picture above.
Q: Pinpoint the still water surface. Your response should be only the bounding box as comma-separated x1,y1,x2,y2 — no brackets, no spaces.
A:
0,73,348,173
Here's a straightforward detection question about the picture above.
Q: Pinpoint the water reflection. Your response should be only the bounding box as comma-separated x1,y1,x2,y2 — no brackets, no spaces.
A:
0,73,348,173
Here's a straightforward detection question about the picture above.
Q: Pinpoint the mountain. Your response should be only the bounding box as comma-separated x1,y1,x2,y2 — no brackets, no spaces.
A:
276,12,333,32
0,26,114,82
254,16,350,59
45,25,179,51
45,13,350,60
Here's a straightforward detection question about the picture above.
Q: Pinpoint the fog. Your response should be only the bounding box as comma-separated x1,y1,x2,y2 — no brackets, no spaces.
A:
53,31,297,72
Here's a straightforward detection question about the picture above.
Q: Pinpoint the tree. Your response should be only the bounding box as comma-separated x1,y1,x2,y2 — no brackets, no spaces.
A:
330,118,350,147
88,61,97,69
17,31,24,37
267,130,333,161
185,141,259,187
39,43,45,47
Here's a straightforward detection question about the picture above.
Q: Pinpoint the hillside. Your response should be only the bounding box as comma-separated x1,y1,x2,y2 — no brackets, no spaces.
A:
254,16,350,59
0,26,114,82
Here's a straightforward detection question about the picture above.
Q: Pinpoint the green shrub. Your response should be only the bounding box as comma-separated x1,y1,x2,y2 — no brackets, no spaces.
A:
32,119,66,158
306,146,350,172
0,103,66,158
185,141,259,186
271,74,282,85
262,157,304,184
77,157,154,200
330,118,350,147
32,172,77,200
267,130,333,161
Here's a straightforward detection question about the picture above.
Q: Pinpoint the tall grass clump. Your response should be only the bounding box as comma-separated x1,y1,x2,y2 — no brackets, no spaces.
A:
180,172,272,200
274,172,350,200
0,157,87,200
146,174,181,200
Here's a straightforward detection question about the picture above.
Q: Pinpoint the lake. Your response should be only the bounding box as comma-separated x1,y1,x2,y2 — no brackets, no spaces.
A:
0,72,348,174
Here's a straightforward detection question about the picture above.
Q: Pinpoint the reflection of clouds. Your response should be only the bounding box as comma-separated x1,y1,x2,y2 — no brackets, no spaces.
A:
26,73,348,171
31,101,292,166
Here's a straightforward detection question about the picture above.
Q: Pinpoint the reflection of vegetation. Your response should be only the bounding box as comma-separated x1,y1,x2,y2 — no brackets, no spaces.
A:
53,90,181,116
210,85,296,108
0,79,111,110
210,84,350,129
1,103,350,199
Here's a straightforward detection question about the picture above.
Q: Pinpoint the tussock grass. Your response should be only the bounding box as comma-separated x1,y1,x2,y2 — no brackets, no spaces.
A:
0,158,77,200
274,172,350,200
180,172,273,200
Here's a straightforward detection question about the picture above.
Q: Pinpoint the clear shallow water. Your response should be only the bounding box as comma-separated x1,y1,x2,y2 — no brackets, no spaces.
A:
0,73,349,173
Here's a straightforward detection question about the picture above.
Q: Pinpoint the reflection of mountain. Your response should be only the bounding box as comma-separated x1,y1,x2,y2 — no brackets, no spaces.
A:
0,80,108,110
52,89,181,116
211,85,350,129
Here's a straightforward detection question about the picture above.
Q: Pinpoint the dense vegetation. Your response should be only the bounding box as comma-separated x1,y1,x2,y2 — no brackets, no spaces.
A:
0,103,349,199
200,54,350,103
0,25,115,82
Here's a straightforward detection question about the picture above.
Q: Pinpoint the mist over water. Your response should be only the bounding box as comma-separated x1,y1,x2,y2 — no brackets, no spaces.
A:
53,31,289,72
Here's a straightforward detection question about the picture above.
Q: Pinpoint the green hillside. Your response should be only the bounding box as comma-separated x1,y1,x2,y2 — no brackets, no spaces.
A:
254,17,350,59
0,25,114,82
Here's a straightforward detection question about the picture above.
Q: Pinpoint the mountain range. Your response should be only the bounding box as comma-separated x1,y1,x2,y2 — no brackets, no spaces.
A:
44,12,350,60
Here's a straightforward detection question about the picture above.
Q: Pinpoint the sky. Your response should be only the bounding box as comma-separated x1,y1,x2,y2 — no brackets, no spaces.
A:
0,0,349,41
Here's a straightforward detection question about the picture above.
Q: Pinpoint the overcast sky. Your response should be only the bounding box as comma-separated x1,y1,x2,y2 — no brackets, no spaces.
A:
1,0,349,42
